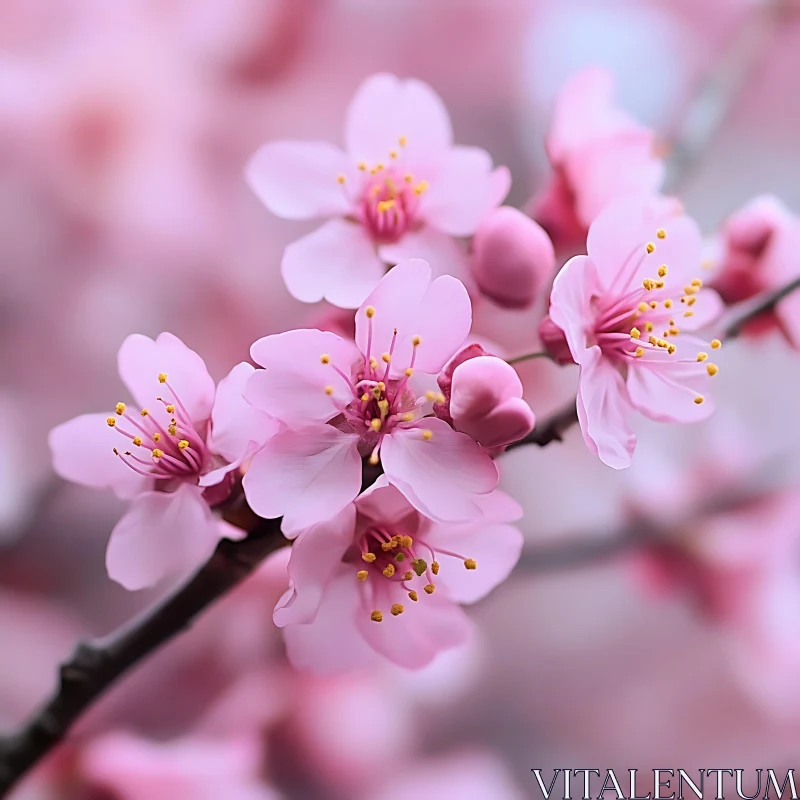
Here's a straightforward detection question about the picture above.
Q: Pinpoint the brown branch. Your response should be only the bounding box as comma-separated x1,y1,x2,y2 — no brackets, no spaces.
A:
0,509,286,797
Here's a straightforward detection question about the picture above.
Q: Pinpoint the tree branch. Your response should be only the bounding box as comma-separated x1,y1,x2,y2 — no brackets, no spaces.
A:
0,509,286,796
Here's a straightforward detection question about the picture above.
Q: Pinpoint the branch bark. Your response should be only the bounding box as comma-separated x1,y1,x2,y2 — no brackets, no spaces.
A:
0,510,285,796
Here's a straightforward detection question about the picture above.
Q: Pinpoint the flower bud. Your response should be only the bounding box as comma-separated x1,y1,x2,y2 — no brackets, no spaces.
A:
449,356,535,449
537,316,574,365
470,207,555,309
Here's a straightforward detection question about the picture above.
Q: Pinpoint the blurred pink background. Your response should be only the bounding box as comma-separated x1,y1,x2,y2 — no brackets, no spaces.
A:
3,0,800,797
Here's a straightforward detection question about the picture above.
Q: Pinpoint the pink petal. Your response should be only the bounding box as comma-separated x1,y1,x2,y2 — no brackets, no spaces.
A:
345,73,452,167
422,147,510,236
355,259,471,378
381,417,498,522
282,219,385,308
282,571,383,674
49,413,149,500
378,224,471,284
246,140,353,220
247,329,361,428
117,333,215,424
242,425,361,532
449,356,535,448
586,198,703,296
356,586,473,669
274,504,357,627
210,362,278,464
106,484,221,590
354,476,419,526
473,489,523,523
423,520,523,604
576,347,636,469
548,255,598,364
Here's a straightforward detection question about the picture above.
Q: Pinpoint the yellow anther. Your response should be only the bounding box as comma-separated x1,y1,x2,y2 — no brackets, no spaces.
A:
657,339,668,348
370,418,382,432
404,173,413,183
152,433,161,442
656,229,667,240
365,306,375,318
642,280,654,291
165,404,175,413
324,385,335,396
408,590,418,602
630,327,641,339
638,302,649,313
357,570,369,581
168,424,177,436
687,296,697,306
404,570,413,580
400,535,413,548
414,180,429,195
684,311,694,318
152,448,164,459
362,552,377,563
320,354,330,364
706,363,719,376
378,399,389,414
684,285,698,295
398,135,408,146
646,243,656,254
422,430,433,441
425,391,437,402
658,264,668,277
401,413,414,422
645,322,654,332
664,299,673,309
694,395,705,405
115,402,126,415
337,173,346,184
424,584,436,595
106,417,116,427
158,373,168,383
383,564,396,578
431,561,440,575
696,352,708,362
464,558,477,570
377,199,396,213
371,610,383,623
361,393,370,402
391,603,405,616
132,436,143,446
711,339,722,349
667,344,676,355
369,453,380,465
404,368,414,377
377,381,386,391
691,278,703,287
381,352,391,363
389,150,398,159
648,335,658,345
669,327,680,336
655,281,665,289
381,540,394,552
369,358,379,370
358,161,366,171
648,301,657,310
412,335,422,346
635,347,644,358
178,440,190,450
140,408,149,417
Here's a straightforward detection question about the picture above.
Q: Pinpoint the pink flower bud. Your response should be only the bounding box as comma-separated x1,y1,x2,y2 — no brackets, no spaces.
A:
537,315,574,365
470,207,555,309
449,356,535,449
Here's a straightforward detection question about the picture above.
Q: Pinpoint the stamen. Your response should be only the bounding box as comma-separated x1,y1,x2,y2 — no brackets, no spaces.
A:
694,395,705,405
115,402,126,415
635,347,644,358
107,417,116,427
630,327,641,339
358,162,366,171
337,174,346,184
382,564,396,578
404,570,413,580
408,590,418,602
357,570,368,581
656,229,667,240
412,335,422,346
381,352,391,363
424,584,436,594
178,440,190,450
132,437,142,446
400,535,413,548
140,408,149,417
153,433,161,442
320,354,330,364
422,430,433,441
664,299,673,309
431,561,440,575
464,558,477,570
395,552,406,561
697,352,708,362
706,363,719,376
158,373,168,383
645,243,655,254
370,610,383,623
325,385,335,396
414,180,429,195
165,404,175,413
684,311,694,318
391,604,405,616
398,136,407,146
711,339,721,349
152,449,164,459
404,368,414,377
370,418,382,431
657,265,668,277
365,306,375,318
362,552,377,563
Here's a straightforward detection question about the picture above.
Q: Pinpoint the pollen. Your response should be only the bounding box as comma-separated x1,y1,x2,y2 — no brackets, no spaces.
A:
383,564,396,578
404,173,413,182
696,352,708,362
414,180,429,195
358,161,366,171
645,322,654,332
404,368,414,378
635,347,644,358
658,265,668,277
152,448,164,459
711,339,722,349
408,590,418,602
642,280,654,291
377,199,396,213
365,306,375,318
398,135,408,146
115,402,126,415
132,436,142,446
691,278,703,287
158,373,168,383
694,395,705,405
648,336,658,345
425,391,438,401
400,535,413,548
684,285,698,295
381,352,391,363
656,229,667,240
649,301,658,309
325,385,335,396
431,561,440,575
706,363,719,376
357,570,369,581
664,299,673,309
370,418,382,432
667,344,676,354
412,335,422,346
669,327,680,336
168,424,177,436
424,584,436,595
389,150,398,159
320,353,330,364
362,553,377,563
687,296,697,306
369,453,380,465
178,440,190,450
106,417,116,427
684,311,694,318
165,404,175,413
404,570,413,580
337,173,346,184
381,540,395,552
140,408,149,417
391,603,405,616
638,302,649,313
646,243,656,254
153,433,161,442
630,327,641,339
371,610,383,623
422,430,433,441
464,558,477,570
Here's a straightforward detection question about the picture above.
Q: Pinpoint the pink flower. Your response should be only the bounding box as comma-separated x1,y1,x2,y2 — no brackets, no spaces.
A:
244,260,499,531
274,478,523,672
710,194,800,346
529,68,665,250
542,198,725,469
80,731,280,800
48,333,275,589
469,206,555,309
246,73,510,308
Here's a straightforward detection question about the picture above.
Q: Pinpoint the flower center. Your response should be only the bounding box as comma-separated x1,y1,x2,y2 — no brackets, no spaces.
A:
347,525,477,623
336,136,430,244
106,372,208,480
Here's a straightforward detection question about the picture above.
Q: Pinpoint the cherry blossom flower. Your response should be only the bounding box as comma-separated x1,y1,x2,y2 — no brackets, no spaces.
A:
274,478,523,672
470,206,555,309
529,67,665,251
541,198,724,469
246,73,510,308
244,259,499,532
709,194,800,346
49,332,275,589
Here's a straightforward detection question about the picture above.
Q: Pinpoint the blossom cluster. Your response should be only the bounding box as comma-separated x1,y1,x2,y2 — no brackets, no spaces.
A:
47,70,800,675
